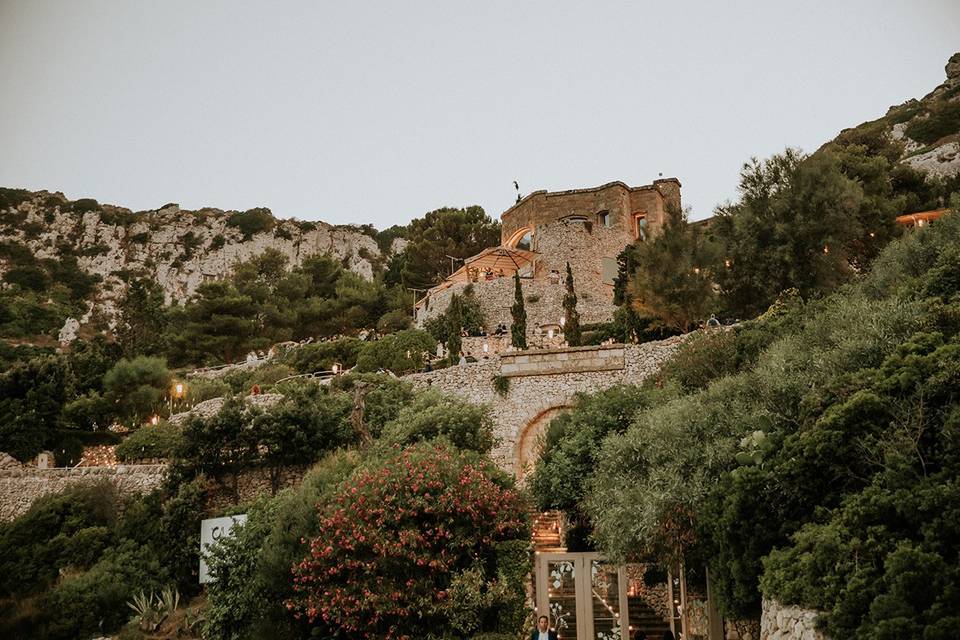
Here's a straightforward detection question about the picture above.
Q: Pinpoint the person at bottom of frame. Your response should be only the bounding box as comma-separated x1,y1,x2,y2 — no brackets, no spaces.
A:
529,615,558,640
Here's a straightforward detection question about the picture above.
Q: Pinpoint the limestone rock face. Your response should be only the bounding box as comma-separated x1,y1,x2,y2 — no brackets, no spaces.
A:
0,191,385,328
830,52,960,184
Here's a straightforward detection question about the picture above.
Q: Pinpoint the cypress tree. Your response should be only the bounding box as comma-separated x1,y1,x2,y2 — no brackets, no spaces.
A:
511,272,527,349
563,262,581,346
446,293,463,365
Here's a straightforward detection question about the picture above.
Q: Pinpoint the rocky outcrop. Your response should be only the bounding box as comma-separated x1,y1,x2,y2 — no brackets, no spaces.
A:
828,52,960,183
0,190,385,327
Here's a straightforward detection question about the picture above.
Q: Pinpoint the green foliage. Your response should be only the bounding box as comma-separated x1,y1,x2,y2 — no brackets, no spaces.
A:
102,356,171,427
116,278,168,357
492,374,510,396
563,262,582,345
511,272,527,349
0,481,118,598
904,101,960,145
399,205,500,289
355,327,433,373
226,207,275,240
116,423,183,461
276,337,362,373
380,390,495,453
71,198,101,213
625,205,716,332
0,355,69,460
529,386,658,550
425,287,486,345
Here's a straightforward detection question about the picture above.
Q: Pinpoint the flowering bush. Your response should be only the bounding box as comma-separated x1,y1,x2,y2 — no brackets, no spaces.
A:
288,442,530,638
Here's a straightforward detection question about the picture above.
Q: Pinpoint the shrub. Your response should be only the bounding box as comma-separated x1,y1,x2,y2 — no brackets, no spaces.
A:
71,198,101,214
376,308,412,333
355,328,434,373
277,337,362,374
38,541,166,640
288,443,529,638
492,374,510,396
0,481,118,598
129,232,150,244
116,423,183,461
904,102,960,145
209,234,226,250
380,390,495,453
226,208,275,240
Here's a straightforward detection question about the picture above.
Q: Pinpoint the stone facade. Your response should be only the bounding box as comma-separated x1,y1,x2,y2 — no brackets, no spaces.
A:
405,336,684,475
760,599,827,640
0,464,168,521
415,179,681,338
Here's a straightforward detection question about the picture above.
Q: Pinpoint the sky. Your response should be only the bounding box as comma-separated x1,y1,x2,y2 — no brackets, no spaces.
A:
1,1,957,227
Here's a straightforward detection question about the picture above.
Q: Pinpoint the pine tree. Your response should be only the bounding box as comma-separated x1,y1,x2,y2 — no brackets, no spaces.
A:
511,272,527,349
563,262,581,347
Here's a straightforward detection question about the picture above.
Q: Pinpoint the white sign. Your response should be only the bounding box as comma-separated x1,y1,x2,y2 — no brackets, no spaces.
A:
199,514,247,584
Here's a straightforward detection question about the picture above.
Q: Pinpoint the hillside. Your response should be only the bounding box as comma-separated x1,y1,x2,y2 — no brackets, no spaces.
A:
0,189,387,341
824,52,960,187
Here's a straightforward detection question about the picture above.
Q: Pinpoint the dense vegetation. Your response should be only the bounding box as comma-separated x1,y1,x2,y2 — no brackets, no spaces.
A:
533,201,960,638
0,371,530,640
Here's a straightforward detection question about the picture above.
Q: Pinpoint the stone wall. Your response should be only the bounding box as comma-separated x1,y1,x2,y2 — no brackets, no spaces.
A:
0,464,168,521
415,276,615,338
760,599,827,640
405,336,684,474
204,465,310,514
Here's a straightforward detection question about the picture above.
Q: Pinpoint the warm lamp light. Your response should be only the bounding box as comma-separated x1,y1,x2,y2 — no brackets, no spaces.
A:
174,382,184,397
149,415,159,426
332,362,342,375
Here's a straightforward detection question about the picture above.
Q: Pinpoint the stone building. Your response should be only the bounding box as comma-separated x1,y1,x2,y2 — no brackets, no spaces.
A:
414,178,681,341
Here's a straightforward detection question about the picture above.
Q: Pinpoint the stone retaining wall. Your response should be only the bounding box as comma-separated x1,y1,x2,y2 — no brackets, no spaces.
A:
406,336,684,473
760,599,827,640
0,464,168,521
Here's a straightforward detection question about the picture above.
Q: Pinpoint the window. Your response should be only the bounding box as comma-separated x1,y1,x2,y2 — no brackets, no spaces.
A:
598,210,611,227
633,213,648,241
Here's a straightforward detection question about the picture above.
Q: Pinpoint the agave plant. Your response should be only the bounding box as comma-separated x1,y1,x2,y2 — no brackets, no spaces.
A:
127,586,181,632
127,590,163,632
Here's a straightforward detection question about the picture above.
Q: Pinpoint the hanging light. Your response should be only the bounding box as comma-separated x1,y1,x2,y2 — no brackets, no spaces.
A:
724,259,732,268
174,382,185,398
693,267,700,275
823,245,830,254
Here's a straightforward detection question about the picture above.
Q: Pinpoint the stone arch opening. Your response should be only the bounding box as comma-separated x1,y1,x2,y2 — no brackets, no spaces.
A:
513,404,573,480
505,226,533,251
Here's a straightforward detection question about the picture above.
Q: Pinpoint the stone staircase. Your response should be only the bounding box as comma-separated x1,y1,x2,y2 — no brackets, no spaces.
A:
530,510,566,553
624,596,672,640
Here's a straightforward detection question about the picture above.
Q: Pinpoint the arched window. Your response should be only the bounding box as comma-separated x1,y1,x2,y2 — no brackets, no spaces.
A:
506,227,533,250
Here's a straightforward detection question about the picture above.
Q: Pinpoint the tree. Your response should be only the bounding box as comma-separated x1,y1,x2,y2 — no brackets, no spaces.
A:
177,396,260,498
511,272,527,349
400,206,501,290
172,281,264,364
563,262,581,346
713,148,864,318
355,328,434,373
0,356,69,460
116,277,167,357
102,356,171,427
626,205,716,332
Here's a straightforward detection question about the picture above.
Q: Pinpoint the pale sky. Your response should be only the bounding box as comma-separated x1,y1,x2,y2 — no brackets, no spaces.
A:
1,1,957,226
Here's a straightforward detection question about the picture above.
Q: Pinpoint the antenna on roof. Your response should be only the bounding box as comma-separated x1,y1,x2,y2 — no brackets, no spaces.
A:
658,172,663,178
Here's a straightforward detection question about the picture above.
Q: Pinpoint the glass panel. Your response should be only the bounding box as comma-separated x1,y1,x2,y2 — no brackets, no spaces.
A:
591,560,623,640
547,560,578,639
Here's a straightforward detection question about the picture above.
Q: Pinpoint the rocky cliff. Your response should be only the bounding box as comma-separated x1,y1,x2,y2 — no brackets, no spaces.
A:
0,190,385,328
828,52,960,181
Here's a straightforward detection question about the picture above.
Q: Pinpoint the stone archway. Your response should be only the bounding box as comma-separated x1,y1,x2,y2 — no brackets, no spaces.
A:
505,226,533,250
513,404,573,480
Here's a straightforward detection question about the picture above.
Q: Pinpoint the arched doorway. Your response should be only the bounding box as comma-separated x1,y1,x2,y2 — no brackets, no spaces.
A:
513,405,572,480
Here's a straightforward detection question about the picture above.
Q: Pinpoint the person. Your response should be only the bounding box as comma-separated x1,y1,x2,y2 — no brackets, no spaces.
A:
530,615,558,640
706,313,721,328
548,269,561,285
436,341,445,359
459,326,469,337
458,351,467,366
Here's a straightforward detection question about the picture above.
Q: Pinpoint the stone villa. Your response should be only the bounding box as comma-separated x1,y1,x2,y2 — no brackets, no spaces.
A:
414,178,682,343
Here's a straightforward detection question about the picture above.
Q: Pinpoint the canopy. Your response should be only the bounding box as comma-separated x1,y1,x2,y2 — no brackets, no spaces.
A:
446,246,537,284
